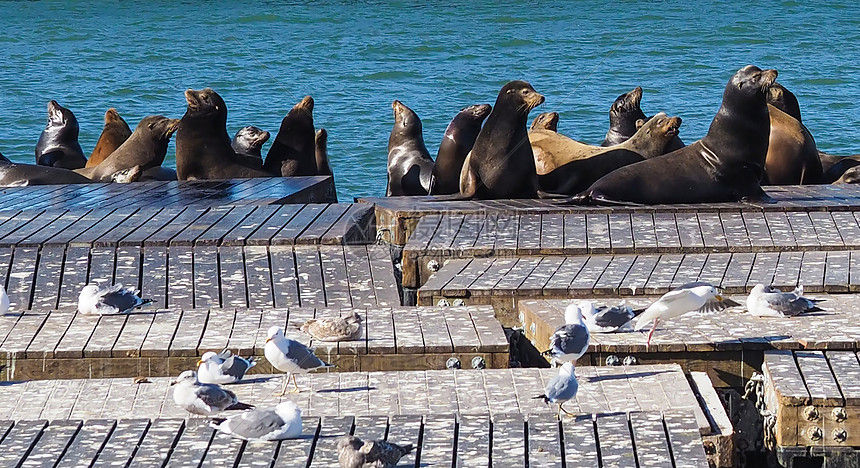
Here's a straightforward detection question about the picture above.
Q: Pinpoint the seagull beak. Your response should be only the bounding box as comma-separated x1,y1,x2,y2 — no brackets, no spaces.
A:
715,294,724,301
169,380,177,386
196,360,203,367
266,338,272,343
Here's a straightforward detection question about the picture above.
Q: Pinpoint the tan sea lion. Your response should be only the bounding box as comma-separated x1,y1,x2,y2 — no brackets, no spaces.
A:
77,116,179,182
763,83,821,184
87,108,132,168
530,112,558,132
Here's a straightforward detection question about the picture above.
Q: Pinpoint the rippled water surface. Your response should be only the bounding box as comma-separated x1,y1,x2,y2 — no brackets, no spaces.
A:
0,1,858,200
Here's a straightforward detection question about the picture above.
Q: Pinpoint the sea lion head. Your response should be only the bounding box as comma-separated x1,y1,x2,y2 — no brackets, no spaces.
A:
836,166,860,184
315,128,327,144
610,86,644,116
499,80,544,114
104,108,123,124
463,103,492,120
235,125,270,150
183,88,228,120
391,100,422,135
293,95,314,114
139,115,181,141
633,113,682,152
730,65,778,97
767,82,802,121
530,112,559,131
45,100,79,133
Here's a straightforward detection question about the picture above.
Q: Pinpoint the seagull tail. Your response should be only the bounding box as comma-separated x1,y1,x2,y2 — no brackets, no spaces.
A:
140,298,155,306
400,443,414,455
208,418,226,430
246,356,257,368
226,402,255,411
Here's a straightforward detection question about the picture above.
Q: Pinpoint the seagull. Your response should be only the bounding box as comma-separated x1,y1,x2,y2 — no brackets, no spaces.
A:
634,283,730,346
265,326,334,395
210,401,302,442
197,350,257,384
541,303,590,366
77,283,153,315
746,284,823,317
0,285,8,314
337,435,414,468
674,282,741,313
533,362,579,419
581,301,635,333
300,310,363,341
170,370,254,416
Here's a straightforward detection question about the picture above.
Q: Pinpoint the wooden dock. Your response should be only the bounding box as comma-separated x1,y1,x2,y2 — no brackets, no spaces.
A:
0,411,710,467
360,185,860,245
0,176,336,209
762,350,860,466
0,306,509,380
416,251,852,325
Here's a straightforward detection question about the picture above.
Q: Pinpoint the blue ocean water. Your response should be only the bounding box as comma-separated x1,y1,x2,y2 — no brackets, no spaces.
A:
0,1,858,201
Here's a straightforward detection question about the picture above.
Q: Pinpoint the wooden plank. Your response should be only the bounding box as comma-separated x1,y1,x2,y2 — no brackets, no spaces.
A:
269,247,300,308
764,350,810,406
631,213,658,251
307,416,354,468
619,255,659,294
25,311,74,359
54,314,100,358
319,247,352,308
385,414,422,468
528,414,563,467
199,430,244,467
585,213,610,253
140,309,181,357
53,419,116,468
562,414,599,467
170,206,231,247
118,207,184,247
198,308,236,353
418,414,456,467
795,350,844,406
393,310,424,354
219,246,248,307
193,246,221,308
663,409,711,468
0,419,47,467
143,207,206,247
596,412,636,468
824,250,851,293
90,208,161,248
167,247,195,308
365,307,395,355
697,212,727,249
418,309,453,354
630,412,673,468
323,203,375,245
87,247,116,286
343,245,376,308
367,245,399,307
765,211,797,248
58,246,91,308
19,210,82,247
5,247,39,309
297,203,350,245
112,312,155,358
826,351,860,405
273,204,327,245
141,247,167,309
245,205,304,246
83,314,128,358
294,246,325,307
196,205,256,247
455,414,490,467
271,417,319,467
92,419,151,467
163,420,214,468
126,419,184,468
169,309,208,357
653,212,682,250
221,205,280,246
540,213,565,254
742,211,773,250
243,246,274,308
490,413,525,466
798,251,827,292
517,213,543,255
19,419,81,468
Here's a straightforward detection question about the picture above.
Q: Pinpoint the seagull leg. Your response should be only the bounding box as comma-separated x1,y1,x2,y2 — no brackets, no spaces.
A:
559,403,574,417
289,373,300,393
646,319,659,347
556,404,562,420
275,374,290,396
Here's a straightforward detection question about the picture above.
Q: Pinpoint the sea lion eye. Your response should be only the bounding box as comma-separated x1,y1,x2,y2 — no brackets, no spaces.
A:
522,89,530,95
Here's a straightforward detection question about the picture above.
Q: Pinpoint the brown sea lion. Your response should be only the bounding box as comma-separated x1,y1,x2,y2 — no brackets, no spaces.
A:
140,166,178,181
570,65,777,205
386,100,434,196
87,108,132,168
231,126,269,169
835,166,860,184
530,112,558,132
76,116,179,182
762,83,821,184
35,100,87,169
600,86,685,152
264,96,316,177
315,128,332,176
535,113,681,195
459,81,544,199
530,112,681,176
175,88,276,180
429,104,491,195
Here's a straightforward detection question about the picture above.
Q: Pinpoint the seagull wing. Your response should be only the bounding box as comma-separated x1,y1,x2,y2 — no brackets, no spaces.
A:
761,291,819,316
96,285,147,314
220,354,251,380
220,409,286,441
592,305,634,329
195,384,236,411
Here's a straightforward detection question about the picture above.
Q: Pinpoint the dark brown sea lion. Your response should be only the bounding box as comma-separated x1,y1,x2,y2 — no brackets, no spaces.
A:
429,104,491,195
315,128,332,176
386,100,435,196
530,112,558,132
0,159,139,186
835,166,860,184
175,88,276,180
535,113,681,195
459,80,544,199
0,151,8,163
87,108,132,168
264,96,316,177
140,166,178,181
530,112,681,176
231,126,270,168
76,116,179,182
571,65,777,205
35,100,87,169
600,86,685,152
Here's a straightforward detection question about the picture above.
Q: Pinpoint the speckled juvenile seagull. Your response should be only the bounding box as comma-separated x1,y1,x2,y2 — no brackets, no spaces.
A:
77,283,153,315
300,310,363,341
337,435,414,468
210,401,302,442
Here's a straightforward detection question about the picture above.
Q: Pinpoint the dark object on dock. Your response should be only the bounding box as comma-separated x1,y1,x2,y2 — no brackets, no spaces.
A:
35,100,87,169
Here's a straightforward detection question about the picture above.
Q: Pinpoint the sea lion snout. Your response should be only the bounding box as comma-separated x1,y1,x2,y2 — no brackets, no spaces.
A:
184,89,199,108
47,100,64,124
165,119,181,137
295,95,314,112
759,69,778,89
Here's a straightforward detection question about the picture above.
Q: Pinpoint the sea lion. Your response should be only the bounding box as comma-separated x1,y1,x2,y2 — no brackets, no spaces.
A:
571,65,777,205
0,151,8,163
87,108,132,168
459,80,544,199
531,112,682,175
386,100,435,196
76,116,179,182
231,126,270,168
429,104,491,195
835,166,860,184
535,113,681,195
34,100,87,169
600,86,685,151
264,96,316,177
315,128,332,176
530,112,558,132
175,88,276,180
764,103,821,185
0,159,139,186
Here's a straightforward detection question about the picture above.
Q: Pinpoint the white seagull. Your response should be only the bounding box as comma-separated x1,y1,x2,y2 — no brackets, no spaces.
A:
77,283,153,315
634,283,732,346
170,370,254,416
265,326,334,395
210,401,302,442
581,301,635,333
541,303,590,366
197,350,257,384
337,435,414,468
534,362,579,419
746,284,823,317
0,285,9,314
